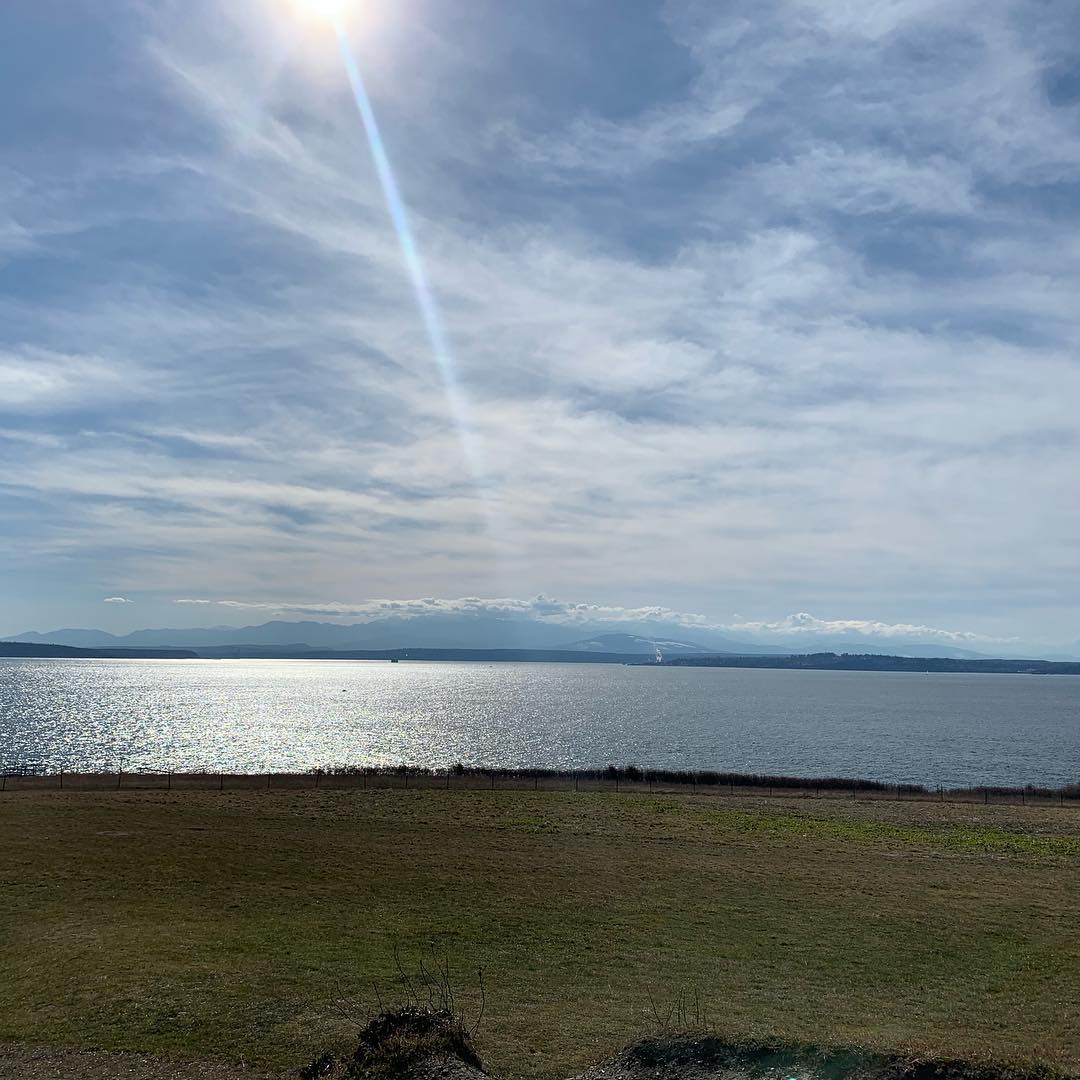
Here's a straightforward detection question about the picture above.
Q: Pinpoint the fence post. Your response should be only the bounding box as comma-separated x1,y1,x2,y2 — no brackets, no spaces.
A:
1021,787,1025,806
984,788,989,805
490,772,495,791
363,769,367,790
315,769,321,790
59,769,64,791
446,771,451,790
574,775,579,792
219,772,224,792
267,772,271,790
615,774,620,793
117,767,122,791
167,770,172,792
534,775,538,790
404,768,409,790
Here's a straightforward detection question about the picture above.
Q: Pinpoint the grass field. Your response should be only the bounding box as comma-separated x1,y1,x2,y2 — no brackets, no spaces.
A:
1,788,1078,1079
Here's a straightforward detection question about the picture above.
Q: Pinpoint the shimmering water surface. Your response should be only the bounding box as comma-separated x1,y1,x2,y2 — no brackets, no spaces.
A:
2,658,1079,786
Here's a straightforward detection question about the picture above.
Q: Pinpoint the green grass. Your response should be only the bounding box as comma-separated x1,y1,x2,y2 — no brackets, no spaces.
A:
1,789,1078,1079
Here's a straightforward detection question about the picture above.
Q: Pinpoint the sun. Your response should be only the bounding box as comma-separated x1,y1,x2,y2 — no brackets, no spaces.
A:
288,0,351,26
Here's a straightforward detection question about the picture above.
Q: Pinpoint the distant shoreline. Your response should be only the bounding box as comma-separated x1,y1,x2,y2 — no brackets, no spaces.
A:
3,640,1080,673
663,652,1080,675
3,763,1079,806
0,642,199,660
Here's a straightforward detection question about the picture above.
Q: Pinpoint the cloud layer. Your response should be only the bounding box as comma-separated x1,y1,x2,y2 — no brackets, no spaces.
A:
1,0,1079,650
170,594,1006,647
173,593,712,625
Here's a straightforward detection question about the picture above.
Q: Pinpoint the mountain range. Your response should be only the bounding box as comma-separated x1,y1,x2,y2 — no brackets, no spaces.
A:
9,615,1006,660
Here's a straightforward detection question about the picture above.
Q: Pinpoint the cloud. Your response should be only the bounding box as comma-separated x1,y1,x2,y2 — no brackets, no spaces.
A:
722,612,1014,645
103,596,133,604
0,348,143,412
169,595,1006,646
172,594,713,626
3,0,1080,648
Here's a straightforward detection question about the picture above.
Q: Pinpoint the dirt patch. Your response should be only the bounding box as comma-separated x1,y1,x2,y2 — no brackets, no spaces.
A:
3,1034,1072,1080
572,1038,1071,1080
0,1042,280,1079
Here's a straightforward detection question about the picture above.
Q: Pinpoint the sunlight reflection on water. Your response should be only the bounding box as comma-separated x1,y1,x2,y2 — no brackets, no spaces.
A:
1,658,1078,786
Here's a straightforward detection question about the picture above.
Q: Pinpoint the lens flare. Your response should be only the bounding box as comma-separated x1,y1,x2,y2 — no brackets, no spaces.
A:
319,19,510,587
333,26,486,482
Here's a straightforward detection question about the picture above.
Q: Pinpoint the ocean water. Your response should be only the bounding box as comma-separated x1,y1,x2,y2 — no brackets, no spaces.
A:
1,657,1079,787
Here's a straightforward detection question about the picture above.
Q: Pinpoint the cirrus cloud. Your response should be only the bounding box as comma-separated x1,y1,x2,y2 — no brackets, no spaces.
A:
2,0,1079,651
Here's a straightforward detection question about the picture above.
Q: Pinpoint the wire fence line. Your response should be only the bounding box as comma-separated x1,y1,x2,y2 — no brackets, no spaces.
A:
2,763,1079,808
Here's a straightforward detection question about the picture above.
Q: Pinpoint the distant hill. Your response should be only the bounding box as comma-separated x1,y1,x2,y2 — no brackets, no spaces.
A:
563,632,711,655
9,618,1043,662
664,652,1080,675
12,617,580,652
11,617,785,655
4,639,1074,673
0,642,199,660
791,639,991,660
0,640,649,665
195,647,647,664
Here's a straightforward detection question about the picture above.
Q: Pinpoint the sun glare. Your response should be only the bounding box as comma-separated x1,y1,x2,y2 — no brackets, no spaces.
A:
288,0,351,26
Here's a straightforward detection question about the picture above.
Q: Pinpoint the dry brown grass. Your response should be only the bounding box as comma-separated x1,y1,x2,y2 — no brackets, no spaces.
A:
0,788,1077,1080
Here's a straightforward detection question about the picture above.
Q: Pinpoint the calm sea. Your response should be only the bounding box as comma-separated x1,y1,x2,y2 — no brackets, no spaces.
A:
2,657,1078,787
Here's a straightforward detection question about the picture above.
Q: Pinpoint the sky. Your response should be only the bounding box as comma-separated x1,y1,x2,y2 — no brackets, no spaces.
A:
2,0,1080,653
